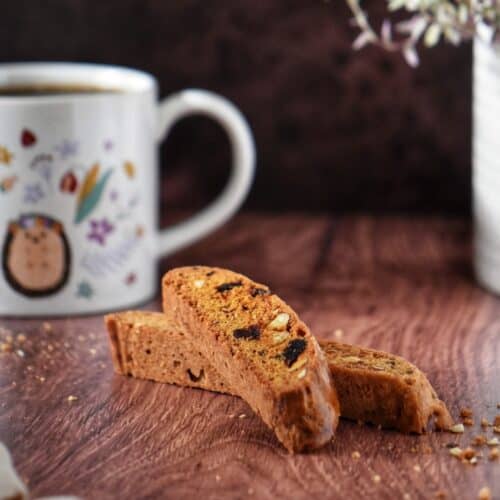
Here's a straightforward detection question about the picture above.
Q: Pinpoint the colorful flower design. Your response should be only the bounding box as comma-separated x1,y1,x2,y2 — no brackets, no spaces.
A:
0,146,13,165
21,129,37,148
74,163,113,223
123,161,136,179
60,170,79,193
0,176,17,193
87,218,114,246
0,128,144,298
23,183,45,203
30,154,54,184
54,139,79,159
76,281,93,299
81,233,141,277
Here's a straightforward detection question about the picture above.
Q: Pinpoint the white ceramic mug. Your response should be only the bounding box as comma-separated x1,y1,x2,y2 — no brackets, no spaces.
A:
473,39,500,295
0,63,255,316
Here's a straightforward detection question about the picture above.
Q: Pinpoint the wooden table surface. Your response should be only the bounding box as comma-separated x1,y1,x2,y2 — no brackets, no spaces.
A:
1,215,499,500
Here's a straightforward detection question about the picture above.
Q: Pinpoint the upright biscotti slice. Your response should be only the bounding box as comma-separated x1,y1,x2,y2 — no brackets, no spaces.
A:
162,266,340,453
106,311,452,433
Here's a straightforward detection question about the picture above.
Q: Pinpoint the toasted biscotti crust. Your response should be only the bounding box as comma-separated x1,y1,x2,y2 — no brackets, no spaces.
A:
161,266,340,453
106,311,452,434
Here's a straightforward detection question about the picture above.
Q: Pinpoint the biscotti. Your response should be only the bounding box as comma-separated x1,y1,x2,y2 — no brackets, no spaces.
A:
161,266,340,453
321,342,453,433
106,311,452,434
106,311,233,395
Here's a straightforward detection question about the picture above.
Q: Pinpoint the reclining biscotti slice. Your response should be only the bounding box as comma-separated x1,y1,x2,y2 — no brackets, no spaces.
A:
106,311,453,433
320,342,452,432
107,311,235,396
161,266,340,453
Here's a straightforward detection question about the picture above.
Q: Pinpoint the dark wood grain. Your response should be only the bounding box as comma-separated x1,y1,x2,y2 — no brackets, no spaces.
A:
1,215,499,499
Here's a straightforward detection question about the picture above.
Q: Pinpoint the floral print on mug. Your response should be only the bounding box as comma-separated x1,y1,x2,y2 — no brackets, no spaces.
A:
1,127,143,300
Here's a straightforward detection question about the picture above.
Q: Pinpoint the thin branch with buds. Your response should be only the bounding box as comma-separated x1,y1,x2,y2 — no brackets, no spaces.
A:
346,0,500,66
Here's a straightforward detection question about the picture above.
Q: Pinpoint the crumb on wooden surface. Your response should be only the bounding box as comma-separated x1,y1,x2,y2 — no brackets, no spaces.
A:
478,486,491,500
462,448,476,460
472,435,487,446
460,408,473,418
1,343,12,352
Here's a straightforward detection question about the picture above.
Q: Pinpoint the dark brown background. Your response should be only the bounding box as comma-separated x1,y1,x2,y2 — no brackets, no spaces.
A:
0,0,471,213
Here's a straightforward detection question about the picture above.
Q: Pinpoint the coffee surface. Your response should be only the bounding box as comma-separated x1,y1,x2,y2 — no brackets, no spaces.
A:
0,83,120,96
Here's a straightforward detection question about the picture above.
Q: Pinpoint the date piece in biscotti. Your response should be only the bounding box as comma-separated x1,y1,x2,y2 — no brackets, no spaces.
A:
162,266,340,453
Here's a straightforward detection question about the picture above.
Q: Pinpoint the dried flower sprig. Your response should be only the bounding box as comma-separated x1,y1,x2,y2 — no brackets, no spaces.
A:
346,0,500,66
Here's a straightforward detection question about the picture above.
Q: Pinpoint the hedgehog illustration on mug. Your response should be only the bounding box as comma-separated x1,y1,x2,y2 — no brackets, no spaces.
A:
2,214,71,297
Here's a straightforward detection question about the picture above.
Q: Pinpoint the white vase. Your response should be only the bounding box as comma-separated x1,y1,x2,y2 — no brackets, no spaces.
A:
473,38,500,294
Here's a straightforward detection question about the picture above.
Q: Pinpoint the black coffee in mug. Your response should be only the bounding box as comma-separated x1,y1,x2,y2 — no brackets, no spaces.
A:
0,84,119,96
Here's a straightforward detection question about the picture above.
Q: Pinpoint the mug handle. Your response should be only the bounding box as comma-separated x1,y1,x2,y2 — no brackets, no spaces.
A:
156,89,256,256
